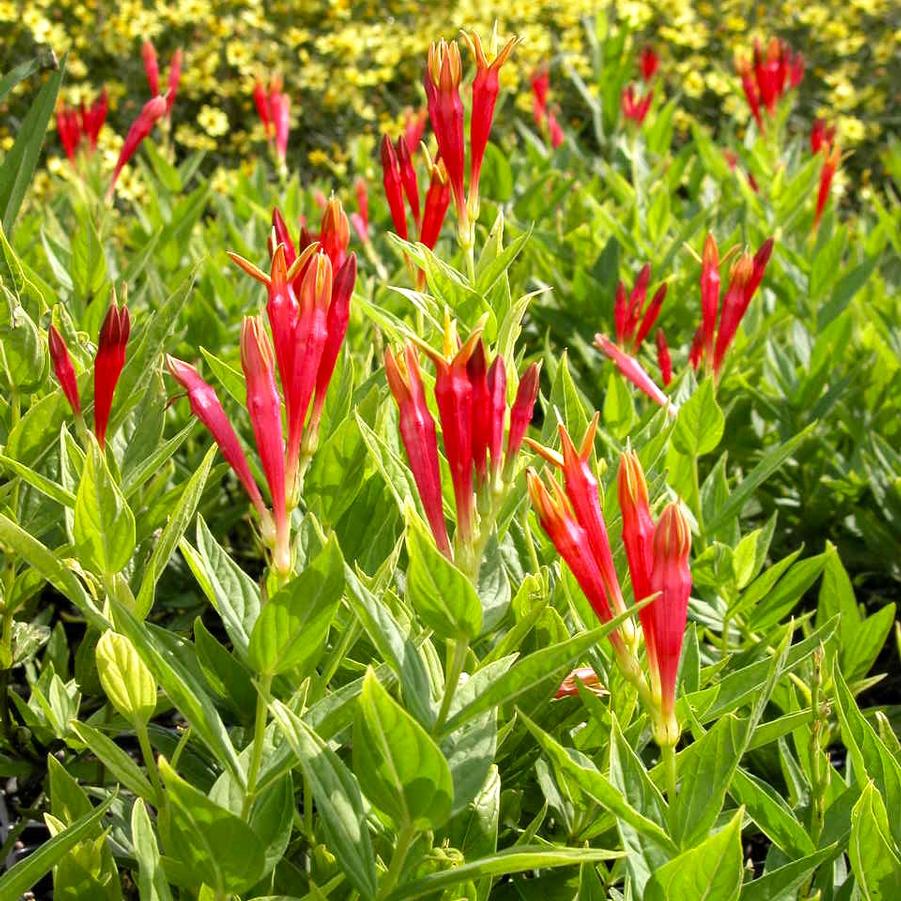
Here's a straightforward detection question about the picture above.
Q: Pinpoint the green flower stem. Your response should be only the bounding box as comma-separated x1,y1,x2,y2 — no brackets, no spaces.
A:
135,719,162,805
242,671,273,819
379,823,417,899
661,742,678,802
434,637,468,735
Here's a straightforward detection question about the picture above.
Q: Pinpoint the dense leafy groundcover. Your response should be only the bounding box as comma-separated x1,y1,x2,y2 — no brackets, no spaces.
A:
0,8,899,901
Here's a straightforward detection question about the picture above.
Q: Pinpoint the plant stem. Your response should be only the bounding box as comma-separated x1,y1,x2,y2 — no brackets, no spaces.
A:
661,743,677,801
242,672,273,818
434,638,468,734
135,720,162,805
379,824,416,898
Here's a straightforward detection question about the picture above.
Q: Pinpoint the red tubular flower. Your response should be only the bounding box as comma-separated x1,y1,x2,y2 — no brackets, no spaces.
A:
527,470,623,650
621,84,652,125
380,134,408,240
615,264,667,352
311,252,357,429
656,329,672,387
557,417,627,619
789,51,805,88
395,137,421,231
618,450,657,668
109,94,167,194
531,66,550,126
271,207,297,268
431,330,481,542
634,283,667,349
57,107,81,161
810,119,836,155
505,362,540,468
814,143,840,230
595,334,669,408
385,344,451,556
287,251,332,481
712,237,774,375
166,355,267,520
403,106,428,153
462,30,518,212
350,177,369,243
419,157,451,249
640,46,659,82
424,40,465,217
93,304,130,449
253,80,272,134
548,111,565,149
320,196,350,272
81,89,108,149
166,48,182,115
700,233,721,367
241,317,289,573
486,354,507,478
142,40,160,96
48,325,81,415
649,502,692,744
467,342,492,487
735,56,763,130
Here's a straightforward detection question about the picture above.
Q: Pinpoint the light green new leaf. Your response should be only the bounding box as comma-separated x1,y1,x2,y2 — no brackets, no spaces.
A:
95,630,157,725
353,668,454,830
248,535,345,676
73,438,136,575
672,377,724,457
131,799,173,901
849,781,901,900
645,808,744,901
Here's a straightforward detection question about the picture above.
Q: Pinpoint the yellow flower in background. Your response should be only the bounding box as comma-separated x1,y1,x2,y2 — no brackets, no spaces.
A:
198,105,229,137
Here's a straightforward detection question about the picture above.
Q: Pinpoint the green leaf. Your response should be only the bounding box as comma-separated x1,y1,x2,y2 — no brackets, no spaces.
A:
0,454,75,507
445,606,639,733
131,799,173,901
343,563,434,728
70,721,155,799
0,794,114,898
270,700,378,900
353,668,454,830
739,845,837,901
248,535,345,675
123,419,195,497
849,781,901,900
672,378,724,457
135,445,216,618
73,438,136,575
385,846,624,900
159,756,265,894
747,552,827,630
520,710,677,854
646,808,744,901
705,424,816,532
405,508,482,641
0,54,65,233
669,714,746,848
95,630,157,725
111,601,244,786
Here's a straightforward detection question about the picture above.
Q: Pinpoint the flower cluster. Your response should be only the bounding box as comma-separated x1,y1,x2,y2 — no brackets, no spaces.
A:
48,301,130,450
621,45,659,126
690,233,774,377
424,30,518,241
735,37,804,131
529,428,692,747
530,64,564,149
811,119,841,229
168,199,356,575
613,263,668,354
56,90,108,161
141,39,182,117
386,321,539,574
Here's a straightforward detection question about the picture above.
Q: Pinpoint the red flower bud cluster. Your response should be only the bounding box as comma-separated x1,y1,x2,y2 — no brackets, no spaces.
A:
141,39,182,116
530,64,564,149
811,120,840,230
735,37,804,131
168,199,356,574
613,263,668,354
690,233,774,376
48,301,130,450
424,31,519,228
57,90,108,162
386,323,539,561
621,45,660,128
